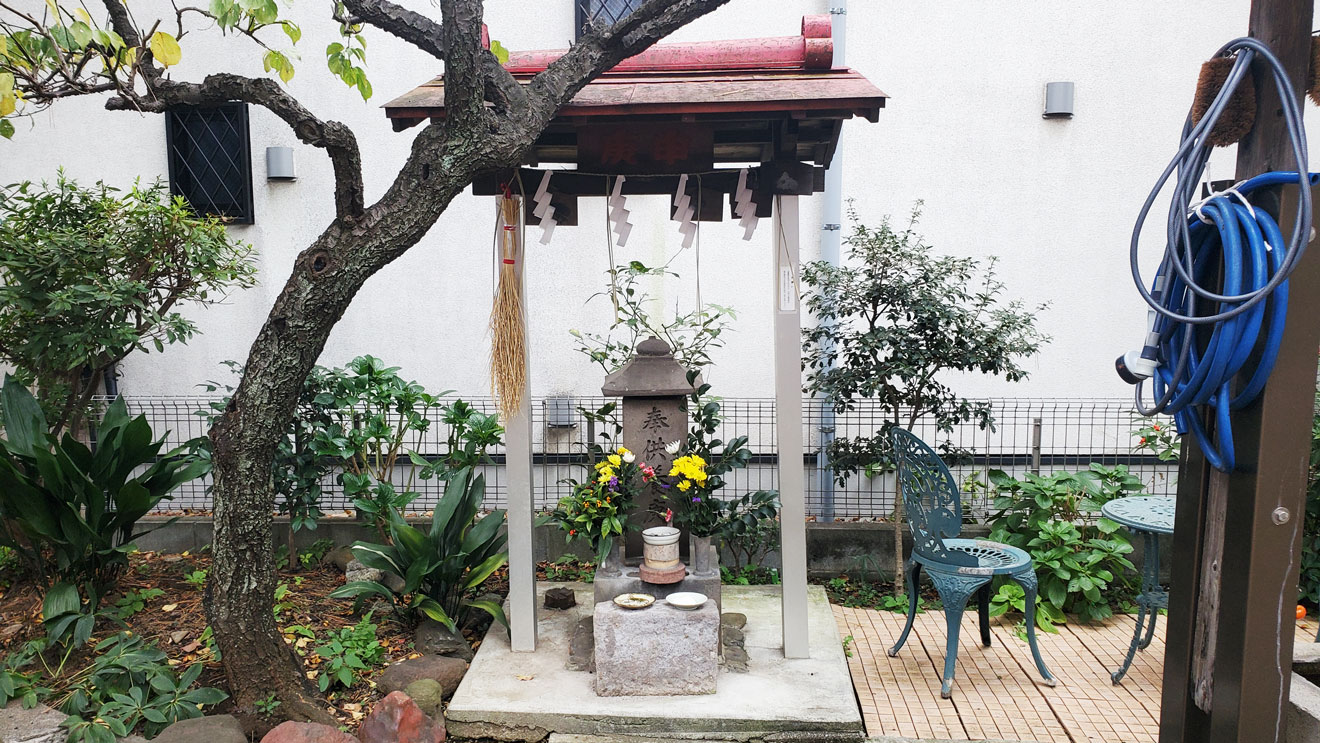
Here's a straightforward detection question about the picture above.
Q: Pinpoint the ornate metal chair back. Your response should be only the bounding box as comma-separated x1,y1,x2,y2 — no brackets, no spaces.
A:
890,428,978,568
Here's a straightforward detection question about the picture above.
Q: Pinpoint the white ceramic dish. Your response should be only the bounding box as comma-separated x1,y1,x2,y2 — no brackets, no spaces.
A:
613,593,655,610
665,592,708,610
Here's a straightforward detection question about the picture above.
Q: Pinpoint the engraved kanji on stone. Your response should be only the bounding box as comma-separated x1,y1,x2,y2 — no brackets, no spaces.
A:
642,406,669,432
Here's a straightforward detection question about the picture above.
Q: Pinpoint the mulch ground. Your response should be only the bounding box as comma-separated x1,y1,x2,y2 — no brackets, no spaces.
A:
0,551,606,735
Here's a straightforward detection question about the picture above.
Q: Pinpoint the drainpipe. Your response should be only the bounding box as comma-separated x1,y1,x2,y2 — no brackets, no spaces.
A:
816,1,846,522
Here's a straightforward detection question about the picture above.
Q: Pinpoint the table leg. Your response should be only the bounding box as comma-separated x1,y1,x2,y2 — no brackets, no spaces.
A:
1112,530,1160,684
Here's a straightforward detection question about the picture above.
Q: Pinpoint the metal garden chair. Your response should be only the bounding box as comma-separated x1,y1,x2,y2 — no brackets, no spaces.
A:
887,428,1057,698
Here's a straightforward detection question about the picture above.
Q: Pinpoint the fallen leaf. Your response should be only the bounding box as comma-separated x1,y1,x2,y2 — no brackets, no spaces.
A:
161,603,178,612
181,641,201,653
515,674,534,681
169,630,188,644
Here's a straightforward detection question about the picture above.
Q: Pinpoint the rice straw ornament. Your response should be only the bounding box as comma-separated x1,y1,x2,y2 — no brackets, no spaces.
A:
490,187,526,420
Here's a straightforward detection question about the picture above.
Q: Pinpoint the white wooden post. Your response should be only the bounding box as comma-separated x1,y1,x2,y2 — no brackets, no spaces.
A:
505,207,538,653
774,195,809,659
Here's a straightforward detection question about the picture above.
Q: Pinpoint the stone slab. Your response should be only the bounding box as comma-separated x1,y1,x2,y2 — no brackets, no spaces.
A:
594,600,718,696
445,584,863,741
593,566,721,612
0,701,65,743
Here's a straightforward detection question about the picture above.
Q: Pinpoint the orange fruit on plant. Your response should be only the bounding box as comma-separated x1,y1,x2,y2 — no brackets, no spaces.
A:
1298,605,1308,620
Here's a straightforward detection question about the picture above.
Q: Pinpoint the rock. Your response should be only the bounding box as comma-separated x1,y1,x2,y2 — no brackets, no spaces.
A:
152,715,247,743
117,736,149,743
544,587,576,610
566,617,594,673
415,620,473,661
594,600,718,696
323,545,355,571
721,612,746,629
722,625,745,648
722,645,750,673
0,700,66,743
358,692,444,743
378,655,469,699
403,679,445,719
345,559,384,585
260,721,358,743
382,572,406,593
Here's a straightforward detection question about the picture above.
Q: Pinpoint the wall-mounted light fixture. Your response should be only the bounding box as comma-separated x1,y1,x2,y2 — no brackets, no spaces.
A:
265,146,296,180
1043,82,1074,119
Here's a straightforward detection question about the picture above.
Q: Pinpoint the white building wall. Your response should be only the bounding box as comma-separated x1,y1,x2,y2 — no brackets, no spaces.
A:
3,0,1314,402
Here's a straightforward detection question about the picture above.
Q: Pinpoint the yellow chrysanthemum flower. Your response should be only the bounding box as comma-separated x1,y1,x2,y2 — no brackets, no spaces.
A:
677,480,692,491
608,454,622,466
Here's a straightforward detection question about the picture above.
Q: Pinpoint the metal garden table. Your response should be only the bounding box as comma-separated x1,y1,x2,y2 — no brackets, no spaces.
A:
1101,495,1175,684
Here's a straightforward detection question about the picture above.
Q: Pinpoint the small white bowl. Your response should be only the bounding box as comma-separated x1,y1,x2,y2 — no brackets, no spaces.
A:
665,592,708,610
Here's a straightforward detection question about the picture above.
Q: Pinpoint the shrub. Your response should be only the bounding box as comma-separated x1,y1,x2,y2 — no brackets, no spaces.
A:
0,376,207,604
987,465,1141,628
0,174,256,436
331,468,508,632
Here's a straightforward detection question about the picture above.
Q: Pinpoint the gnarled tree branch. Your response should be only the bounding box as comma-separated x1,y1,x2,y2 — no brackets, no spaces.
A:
338,0,444,58
107,75,364,218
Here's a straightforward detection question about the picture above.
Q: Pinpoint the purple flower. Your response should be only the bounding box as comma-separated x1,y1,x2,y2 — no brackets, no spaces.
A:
660,483,671,490
691,496,701,503
608,476,619,491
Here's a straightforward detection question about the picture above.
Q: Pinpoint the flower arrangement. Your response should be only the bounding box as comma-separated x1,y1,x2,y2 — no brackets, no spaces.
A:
539,446,656,565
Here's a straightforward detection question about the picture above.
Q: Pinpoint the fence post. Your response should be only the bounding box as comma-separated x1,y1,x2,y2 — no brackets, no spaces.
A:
1031,417,1042,474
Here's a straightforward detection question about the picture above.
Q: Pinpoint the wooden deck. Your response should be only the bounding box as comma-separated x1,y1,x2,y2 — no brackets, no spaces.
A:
834,605,1319,743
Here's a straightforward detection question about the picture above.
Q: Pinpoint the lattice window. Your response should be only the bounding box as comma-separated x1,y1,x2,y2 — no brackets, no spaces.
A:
165,103,254,224
575,0,643,38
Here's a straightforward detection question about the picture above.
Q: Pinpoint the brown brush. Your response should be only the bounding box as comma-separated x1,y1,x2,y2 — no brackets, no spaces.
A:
490,193,526,420
1191,55,1255,147
1309,34,1320,106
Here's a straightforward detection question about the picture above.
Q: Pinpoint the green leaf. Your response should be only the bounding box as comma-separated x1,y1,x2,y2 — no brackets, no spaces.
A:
1,375,48,456
148,31,182,66
489,39,509,64
0,119,13,139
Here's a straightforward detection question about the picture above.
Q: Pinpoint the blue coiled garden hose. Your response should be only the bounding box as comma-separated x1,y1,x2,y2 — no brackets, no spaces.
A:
1120,37,1316,472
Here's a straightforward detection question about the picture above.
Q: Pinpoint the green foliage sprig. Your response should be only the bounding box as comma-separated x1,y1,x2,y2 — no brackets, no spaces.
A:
570,261,735,374
1298,390,1320,605
313,613,385,693
0,175,256,435
986,465,1142,629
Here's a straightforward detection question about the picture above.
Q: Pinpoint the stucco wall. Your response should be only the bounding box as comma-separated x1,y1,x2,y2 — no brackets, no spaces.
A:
4,1,1315,401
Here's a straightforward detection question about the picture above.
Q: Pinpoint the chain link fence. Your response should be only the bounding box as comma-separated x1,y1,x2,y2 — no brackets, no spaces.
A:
103,396,1177,520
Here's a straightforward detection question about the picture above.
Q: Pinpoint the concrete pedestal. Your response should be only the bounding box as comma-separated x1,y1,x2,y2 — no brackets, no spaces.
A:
594,600,719,696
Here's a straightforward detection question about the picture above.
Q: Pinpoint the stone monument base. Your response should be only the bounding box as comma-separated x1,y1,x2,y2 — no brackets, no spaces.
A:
637,562,686,584
594,599,719,696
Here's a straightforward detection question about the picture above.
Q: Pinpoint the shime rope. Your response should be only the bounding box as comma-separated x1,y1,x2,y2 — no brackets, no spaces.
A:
491,193,527,420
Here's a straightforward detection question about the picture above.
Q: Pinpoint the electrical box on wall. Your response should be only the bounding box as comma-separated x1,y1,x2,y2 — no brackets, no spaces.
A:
266,146,296,180
1043,82,1075,118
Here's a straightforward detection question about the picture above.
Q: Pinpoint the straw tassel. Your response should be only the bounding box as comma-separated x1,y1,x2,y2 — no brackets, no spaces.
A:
1191,55,1255,147
1309,33,1320,106
491,193,526,420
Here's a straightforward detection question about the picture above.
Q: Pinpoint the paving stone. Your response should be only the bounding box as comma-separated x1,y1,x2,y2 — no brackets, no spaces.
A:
594,600,718,696
721,645,749,674
151,714,246,743
379,655,469,698
721,612,746,629
566,617,594,673
259,721,357,743
415,620,474,661
0,701,65,743
358,691,444,743
722,625,745,648
544,587,576,610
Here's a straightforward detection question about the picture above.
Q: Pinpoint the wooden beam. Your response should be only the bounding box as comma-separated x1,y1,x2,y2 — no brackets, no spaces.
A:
474,164,823,199
1160,2,1317,740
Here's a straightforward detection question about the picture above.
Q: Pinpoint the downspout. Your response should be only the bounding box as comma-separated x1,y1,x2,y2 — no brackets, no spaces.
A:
816,1,846,522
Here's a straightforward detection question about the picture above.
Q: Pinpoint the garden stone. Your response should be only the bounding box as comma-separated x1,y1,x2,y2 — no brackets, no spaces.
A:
151,715,246,743
566,617,594,672
594,600,718,696
722,645,750,673
403,679,445,720
379,655,468,698
415,620,473,661
260,721,357,743
544,587,576,610
722,625,745,648
358,691,444,743
0,700,66,743
721,612,746,629
323,545,355,571
382,571,406,593
117,736,149,743
345,559,383,584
